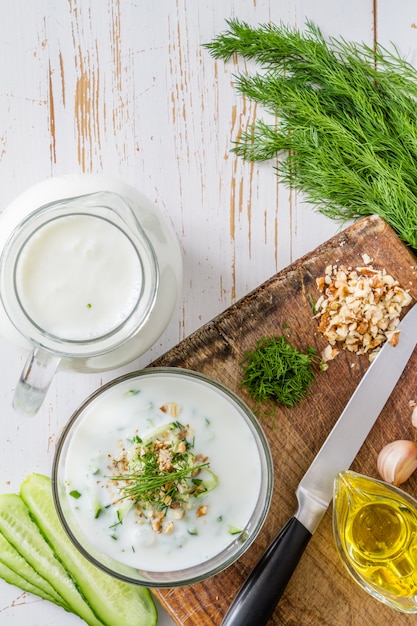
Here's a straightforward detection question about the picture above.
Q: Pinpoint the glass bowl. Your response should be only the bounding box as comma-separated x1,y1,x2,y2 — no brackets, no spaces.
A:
52,367,273,587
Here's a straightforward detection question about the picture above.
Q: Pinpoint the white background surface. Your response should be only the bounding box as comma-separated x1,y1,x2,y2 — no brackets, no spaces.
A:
1,1,417,625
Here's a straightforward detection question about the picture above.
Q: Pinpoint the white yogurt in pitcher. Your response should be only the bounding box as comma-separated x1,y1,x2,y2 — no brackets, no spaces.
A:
61,370,267,573
16,214,142,341
0,175,183,376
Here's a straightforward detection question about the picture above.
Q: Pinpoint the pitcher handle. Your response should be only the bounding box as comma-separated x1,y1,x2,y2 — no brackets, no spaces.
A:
13,347,60,415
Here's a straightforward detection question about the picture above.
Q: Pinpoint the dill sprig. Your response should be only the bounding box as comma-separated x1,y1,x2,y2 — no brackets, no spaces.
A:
111,462,211,512
110,421,217,514
206,19,417,249
241,336,317,408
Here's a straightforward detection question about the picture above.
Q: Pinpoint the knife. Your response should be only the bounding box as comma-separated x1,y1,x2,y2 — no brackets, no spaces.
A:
222,302,417,626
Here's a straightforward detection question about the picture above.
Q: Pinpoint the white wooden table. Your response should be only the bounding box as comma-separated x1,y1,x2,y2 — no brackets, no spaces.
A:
0,1,416,625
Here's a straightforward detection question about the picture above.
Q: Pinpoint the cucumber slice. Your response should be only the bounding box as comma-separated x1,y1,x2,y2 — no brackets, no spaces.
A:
0,493,104,626
21,474,157,626
0,558,63,606
0,530,68,607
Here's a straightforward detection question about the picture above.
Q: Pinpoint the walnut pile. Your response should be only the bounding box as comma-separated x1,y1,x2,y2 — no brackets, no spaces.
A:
314,258,413,363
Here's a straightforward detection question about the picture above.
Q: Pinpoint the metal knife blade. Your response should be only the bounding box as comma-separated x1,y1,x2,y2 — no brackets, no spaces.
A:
222,302,417,626
296,299,417,534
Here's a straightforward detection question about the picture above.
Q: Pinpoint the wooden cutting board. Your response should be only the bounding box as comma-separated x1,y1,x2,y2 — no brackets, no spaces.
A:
150,215,417,625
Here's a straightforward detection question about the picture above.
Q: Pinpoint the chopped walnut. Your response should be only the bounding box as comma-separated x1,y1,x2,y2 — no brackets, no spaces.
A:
196,505,208,518
151,512,164,533
157,447,173,472
176,440,186,455
159,402,181,417
387,329,400,347
163,521,175,535
314,262,412,361
321,344,339,362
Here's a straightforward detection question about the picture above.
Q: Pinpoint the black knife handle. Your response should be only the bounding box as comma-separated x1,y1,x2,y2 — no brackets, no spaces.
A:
221,517,312,626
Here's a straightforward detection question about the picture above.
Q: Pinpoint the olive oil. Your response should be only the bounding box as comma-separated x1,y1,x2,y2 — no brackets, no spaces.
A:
333,470,417,613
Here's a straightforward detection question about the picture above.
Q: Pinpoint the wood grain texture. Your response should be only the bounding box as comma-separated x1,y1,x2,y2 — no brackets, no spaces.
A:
1,2,417,625
151,215,417,625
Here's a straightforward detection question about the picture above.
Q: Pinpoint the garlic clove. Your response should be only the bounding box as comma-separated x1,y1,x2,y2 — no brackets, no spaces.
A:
377,440,417,486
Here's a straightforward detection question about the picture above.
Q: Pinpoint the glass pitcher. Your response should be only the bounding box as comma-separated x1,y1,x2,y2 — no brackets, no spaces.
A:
0,174,182,415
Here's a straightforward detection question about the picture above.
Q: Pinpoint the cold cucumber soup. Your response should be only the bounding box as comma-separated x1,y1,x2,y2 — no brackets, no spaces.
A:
59,369,271,576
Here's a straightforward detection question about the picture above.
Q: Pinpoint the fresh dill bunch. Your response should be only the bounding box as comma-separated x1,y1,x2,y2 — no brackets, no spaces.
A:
240,336,317,408
205,19,417,249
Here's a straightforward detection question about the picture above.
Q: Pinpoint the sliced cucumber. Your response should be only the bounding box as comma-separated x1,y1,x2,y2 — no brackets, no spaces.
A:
21,473,157,626
0,493,104,626
0,557,63,606
0,530,68,607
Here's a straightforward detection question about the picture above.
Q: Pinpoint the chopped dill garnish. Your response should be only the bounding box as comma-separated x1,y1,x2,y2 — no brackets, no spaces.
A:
94,506,102,519
109,422,218,523
125,389,140,396
308,294,317,314
241,336,317,408
113,462,212,511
